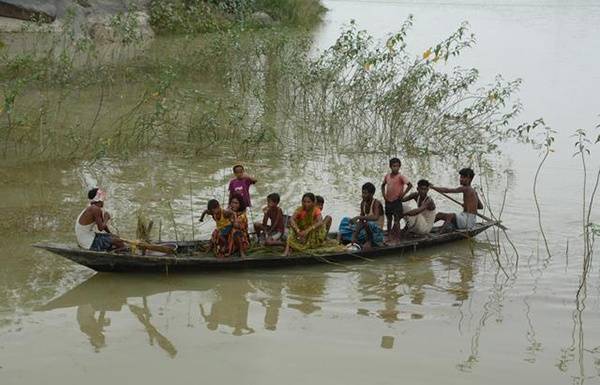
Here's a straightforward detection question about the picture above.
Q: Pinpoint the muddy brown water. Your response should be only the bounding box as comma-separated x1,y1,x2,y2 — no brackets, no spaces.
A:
1,1,600,384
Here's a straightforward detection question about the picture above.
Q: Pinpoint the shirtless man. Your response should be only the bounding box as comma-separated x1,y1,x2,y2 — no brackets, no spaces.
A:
431,168,482,230
75,188,124,251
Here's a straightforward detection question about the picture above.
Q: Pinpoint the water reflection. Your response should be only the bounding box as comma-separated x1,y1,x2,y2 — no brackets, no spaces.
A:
200,280,255,336
38,247,483,355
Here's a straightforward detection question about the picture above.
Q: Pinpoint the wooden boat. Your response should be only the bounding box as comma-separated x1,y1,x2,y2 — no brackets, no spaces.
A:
33,221,497,273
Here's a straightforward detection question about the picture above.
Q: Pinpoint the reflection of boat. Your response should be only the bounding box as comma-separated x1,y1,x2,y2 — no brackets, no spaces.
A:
33,222,496,273
37,274,212,311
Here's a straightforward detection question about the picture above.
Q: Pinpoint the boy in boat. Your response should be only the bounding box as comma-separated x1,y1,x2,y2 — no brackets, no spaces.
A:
75,188,125,251
254,193,286,246
316,195,333,234
337,182,385,249
432,168,483,230
381,158,412,236
228,164,257,208
400,179,437,235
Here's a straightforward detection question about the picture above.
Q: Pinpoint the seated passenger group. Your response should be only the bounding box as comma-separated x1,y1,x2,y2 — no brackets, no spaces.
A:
76,160,482,256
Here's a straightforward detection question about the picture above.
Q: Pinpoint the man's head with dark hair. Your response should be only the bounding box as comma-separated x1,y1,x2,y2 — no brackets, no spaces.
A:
417,179,430,197
459,168,475,186
389,158,401,167
362,182,376,200
459,168,475,179
417,179,430,188
267,193,280,205
88,188,99,200
362,182,376,195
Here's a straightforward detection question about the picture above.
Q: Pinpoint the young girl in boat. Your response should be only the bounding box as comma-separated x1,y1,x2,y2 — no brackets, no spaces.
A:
227,193,250,258
284,193,327,256
200,196,248,258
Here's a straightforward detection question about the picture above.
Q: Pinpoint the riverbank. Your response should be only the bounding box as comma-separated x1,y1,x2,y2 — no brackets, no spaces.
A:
0,0,327,38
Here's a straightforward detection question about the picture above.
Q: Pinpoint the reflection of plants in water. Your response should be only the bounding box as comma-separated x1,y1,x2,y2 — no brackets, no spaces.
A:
571,125,599,297
456,268,509,372
556,123,599,383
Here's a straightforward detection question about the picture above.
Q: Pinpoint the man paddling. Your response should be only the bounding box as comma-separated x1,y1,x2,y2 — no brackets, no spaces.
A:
75,188,124,251
432,168,483,230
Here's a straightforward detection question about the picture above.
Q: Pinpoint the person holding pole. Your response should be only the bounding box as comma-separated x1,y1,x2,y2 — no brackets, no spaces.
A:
431,168,483,230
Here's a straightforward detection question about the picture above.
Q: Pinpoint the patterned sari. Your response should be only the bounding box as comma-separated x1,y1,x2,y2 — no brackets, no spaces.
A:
227,211,249,255
211,209,249,257
287,206,327,252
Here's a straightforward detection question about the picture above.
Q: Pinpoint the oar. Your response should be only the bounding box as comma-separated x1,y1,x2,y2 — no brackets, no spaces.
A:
121,238,176,254
433,190,508,230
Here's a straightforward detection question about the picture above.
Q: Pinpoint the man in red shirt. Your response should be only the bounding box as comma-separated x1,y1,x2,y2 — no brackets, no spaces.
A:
381,158,412,235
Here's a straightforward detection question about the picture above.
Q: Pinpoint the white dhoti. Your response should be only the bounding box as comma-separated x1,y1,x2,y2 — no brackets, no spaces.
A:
455,211,477,230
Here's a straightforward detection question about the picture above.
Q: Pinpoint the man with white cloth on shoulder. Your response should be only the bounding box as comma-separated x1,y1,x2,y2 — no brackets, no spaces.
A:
431,168,483,231
75,188,124,251
400,179,437,235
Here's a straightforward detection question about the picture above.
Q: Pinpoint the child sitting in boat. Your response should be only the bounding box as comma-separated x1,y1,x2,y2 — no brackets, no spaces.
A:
337,182,385,250
284,193,327,256
254,193,286,246
316,195,332,234
400,179,437,235
200,196,248,258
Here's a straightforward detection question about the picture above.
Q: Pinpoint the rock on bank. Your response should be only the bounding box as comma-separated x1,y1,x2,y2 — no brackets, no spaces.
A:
0,0,153,40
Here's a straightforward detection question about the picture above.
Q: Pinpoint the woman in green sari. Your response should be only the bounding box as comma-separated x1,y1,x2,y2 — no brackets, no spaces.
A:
284,193,327,256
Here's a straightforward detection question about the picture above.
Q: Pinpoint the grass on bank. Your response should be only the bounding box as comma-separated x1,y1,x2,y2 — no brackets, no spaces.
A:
148,0,327,34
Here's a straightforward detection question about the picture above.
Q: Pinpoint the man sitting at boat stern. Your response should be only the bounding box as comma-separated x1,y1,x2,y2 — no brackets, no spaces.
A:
432,168,483,230
400,179,437,235
75,188,124,251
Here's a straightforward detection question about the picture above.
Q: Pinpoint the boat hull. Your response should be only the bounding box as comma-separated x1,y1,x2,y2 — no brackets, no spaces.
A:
33,222,496,273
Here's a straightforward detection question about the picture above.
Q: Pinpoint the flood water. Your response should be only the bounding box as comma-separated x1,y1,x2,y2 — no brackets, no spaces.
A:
1,1,600,384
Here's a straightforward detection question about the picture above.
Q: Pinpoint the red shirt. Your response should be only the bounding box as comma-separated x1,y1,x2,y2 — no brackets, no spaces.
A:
383,173,409,201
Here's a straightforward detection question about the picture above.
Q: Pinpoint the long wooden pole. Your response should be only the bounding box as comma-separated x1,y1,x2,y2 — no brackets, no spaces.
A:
434,190,508,230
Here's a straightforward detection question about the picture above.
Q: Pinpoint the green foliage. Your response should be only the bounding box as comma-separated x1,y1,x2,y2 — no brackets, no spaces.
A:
274,18,523,160
148,0,326,35
148,0,234,34
0,15,526,165
255,0,326,28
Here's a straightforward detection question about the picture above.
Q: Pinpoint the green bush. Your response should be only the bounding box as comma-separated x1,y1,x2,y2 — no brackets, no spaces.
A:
255,0,326,28
149,0,326,35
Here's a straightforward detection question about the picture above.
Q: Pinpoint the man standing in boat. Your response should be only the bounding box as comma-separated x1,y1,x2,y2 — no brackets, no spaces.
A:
75,188,124,251
432,168,483,230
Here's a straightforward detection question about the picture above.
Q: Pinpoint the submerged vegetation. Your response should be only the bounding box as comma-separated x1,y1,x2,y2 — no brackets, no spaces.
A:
0,13,526,165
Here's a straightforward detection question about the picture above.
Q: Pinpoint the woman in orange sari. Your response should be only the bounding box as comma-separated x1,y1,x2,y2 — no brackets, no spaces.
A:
284,193,326,256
